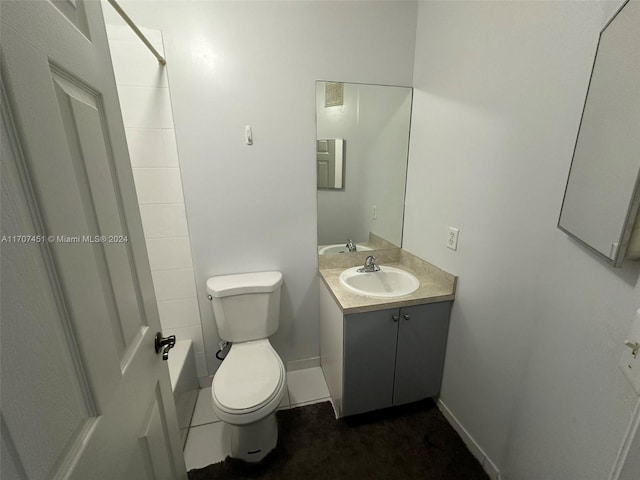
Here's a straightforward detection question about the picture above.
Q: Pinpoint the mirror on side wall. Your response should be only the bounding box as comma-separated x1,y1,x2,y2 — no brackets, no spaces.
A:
558,0,640,267
316,81,412,255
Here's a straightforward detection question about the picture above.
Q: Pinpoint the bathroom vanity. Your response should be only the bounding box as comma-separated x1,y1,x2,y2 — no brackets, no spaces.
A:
318,249,456,418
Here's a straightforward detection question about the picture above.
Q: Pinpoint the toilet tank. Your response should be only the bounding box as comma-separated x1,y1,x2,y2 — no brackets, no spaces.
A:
206,271,283,343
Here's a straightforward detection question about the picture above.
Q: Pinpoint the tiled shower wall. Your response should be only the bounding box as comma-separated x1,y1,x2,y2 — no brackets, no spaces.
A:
106,24,207,377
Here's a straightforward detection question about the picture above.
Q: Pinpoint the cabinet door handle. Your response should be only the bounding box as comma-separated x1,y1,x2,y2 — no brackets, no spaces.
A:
402,313,411,321
392,314,400,322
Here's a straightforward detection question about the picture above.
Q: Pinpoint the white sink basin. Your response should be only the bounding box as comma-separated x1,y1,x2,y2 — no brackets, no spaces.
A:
339,265,419,298
318,244,373,254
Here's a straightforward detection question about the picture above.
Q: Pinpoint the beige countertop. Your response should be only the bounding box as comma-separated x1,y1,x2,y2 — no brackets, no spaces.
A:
318,249,457,314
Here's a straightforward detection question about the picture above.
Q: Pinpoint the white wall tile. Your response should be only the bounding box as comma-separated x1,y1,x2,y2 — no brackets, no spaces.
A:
106,24,163,47
107,24,205,377
157,298,201,329
194,351,209,378
151,268,197,301
106,24,133,42
163,325,205,354
126,128,179,168
146,237,193,270
117,86,174,128
107,39,168,87
187,326,205,353
132,168,184,204
162,129,180,166
137,27,164,51
139,204,189,238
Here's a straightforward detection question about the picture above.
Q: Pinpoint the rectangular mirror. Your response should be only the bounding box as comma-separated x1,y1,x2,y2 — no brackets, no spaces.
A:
316,81,412,254
558,0,640,266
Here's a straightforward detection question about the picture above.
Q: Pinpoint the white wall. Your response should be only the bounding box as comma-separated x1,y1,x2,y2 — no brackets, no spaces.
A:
103,0,417,372
405,1,640,479
105,24,207,377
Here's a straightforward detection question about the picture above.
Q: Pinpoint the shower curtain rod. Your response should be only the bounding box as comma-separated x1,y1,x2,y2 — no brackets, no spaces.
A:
106,0,166,65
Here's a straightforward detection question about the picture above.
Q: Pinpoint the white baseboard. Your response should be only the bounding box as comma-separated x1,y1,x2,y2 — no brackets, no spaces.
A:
286,356,320,372
609,397,640,480
437,399,501,480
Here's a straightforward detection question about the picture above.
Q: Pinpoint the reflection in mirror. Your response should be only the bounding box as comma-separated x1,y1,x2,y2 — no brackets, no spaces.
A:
558,0,640,266
316,81,412,254
317,139,344,189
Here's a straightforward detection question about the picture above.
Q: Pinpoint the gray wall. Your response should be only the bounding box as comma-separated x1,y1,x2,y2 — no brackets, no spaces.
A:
404,1,640,479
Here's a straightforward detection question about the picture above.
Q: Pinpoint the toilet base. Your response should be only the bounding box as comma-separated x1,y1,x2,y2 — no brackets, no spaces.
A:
229,413,278,462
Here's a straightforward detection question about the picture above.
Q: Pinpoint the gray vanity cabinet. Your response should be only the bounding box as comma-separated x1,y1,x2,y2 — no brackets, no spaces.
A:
342,301,451,417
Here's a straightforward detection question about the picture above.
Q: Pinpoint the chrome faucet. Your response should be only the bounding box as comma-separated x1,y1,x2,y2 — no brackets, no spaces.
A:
346,238,357,252
358,255,380,273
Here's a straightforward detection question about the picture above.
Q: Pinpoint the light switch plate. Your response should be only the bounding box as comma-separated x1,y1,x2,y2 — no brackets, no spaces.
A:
619,309,640,395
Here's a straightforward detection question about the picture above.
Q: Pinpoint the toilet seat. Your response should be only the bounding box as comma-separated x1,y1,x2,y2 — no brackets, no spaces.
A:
212,339,285,423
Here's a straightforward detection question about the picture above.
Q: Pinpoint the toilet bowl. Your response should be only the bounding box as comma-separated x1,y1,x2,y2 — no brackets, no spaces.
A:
206,271,285,462
211,339,286,425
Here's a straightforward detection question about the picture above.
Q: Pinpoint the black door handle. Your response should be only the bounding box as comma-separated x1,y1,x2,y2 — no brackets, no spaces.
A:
155,332,176,361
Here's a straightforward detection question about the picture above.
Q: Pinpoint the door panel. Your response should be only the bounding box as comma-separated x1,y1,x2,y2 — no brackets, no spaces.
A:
51,68,147,355
50,0,91,38
1,1,186,478
343,308,398,416
1,97,95,480
139,383,182,480
393,302,451,405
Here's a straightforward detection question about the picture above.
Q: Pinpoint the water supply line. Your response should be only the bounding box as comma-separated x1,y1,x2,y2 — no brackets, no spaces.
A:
106,0,166,65
216,341,230,361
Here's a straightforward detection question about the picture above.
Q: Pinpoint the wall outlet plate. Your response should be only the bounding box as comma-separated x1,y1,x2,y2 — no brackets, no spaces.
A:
620,309,640,395
447,227,459,251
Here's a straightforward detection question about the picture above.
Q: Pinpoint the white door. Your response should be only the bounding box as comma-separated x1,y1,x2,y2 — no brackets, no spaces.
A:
1,1,187,479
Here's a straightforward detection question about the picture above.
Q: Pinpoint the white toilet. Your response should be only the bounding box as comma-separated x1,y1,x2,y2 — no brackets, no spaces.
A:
206,271,286,462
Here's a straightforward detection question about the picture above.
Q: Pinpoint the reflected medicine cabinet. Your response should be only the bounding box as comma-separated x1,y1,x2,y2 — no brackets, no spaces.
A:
558,0,640,266
317,138,344,189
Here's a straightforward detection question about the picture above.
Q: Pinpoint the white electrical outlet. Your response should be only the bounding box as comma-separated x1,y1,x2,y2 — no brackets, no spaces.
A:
447,227,459,251
620,309,640,395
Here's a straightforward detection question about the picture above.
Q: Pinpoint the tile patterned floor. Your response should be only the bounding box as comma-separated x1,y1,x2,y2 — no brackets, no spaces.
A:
184,366,330,470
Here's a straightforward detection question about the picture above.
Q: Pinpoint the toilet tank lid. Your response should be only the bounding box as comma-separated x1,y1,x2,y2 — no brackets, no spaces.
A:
206,271,283,298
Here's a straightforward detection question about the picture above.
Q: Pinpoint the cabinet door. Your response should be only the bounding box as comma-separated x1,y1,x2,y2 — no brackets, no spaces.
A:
393,302,451,405
343,308,399,416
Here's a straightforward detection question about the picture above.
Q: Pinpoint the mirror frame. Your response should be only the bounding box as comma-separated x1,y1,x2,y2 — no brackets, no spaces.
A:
558,0,640,267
